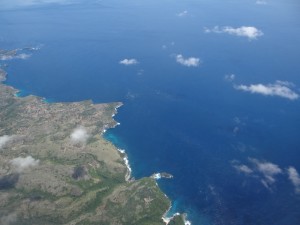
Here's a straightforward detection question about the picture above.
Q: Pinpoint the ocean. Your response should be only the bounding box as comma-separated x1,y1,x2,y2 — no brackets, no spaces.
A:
1,0,300,224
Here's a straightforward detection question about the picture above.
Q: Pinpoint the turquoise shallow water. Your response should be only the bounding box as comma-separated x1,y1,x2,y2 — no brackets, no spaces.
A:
1,0,300,224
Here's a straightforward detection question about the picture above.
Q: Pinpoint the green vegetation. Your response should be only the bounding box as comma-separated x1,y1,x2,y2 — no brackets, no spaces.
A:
0,66,185,224
168,215,186,225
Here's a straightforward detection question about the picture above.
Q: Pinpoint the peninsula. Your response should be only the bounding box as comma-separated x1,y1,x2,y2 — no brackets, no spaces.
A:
0,50,185,225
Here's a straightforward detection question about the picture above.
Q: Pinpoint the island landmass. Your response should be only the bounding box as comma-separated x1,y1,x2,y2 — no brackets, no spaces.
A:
0,49,185,225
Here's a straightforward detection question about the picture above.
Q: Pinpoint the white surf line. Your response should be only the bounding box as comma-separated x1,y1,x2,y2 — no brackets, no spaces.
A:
112,102,191,222
161,194,191,225
102,103,123,134
117,148,132,181
162,211,192,225
151,173,162,180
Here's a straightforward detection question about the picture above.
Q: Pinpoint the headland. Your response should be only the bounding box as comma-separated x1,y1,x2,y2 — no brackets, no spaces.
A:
0,49,186,225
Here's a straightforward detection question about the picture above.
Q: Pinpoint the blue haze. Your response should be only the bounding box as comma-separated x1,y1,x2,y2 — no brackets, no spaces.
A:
1,0,300,224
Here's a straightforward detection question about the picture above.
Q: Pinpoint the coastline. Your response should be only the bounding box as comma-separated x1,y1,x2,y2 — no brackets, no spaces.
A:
0,51,185,224
117,148,132,181
103,103,133,182
1,47,190,225
104,106,191,225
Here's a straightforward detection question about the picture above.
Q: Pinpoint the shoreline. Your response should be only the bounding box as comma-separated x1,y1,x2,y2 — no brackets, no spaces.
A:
117,148,132,181
162,204,192,225
104,103,133,182
105,106,192,224
1,49,188,225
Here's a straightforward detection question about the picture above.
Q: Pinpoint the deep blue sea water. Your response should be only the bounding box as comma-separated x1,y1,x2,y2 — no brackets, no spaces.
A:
1,0,300,224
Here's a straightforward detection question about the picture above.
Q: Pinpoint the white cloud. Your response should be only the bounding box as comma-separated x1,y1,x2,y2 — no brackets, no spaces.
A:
70,126,89,144
119,58,138,66
221,26,263,39
224,74,235,82
177,10,188,17
205,26,263,40
232,158,300,193
250,158,282,184
175,54,200,67
231,160,253,174
0,135,13,149
287,167,300,194
137,69,144,75
256,0,267,5
235,81,299,100
233,117,241,124
10,156,39,173
275,80,295,87
162,42,175,50
234,164,253,174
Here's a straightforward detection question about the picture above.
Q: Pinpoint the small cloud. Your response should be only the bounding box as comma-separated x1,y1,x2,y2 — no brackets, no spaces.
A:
175,54,200,67
119,58,138,66
249,158,282,185
275,80,295,87
233,126,239,135
205,26,263,40
137,69,144,75
233,117,241,124
234,81,299,100
126,91,138,100
287,167,300,194
177,10,188,17
162,42,175,50
70,126,89,144
0,135,13,149
10,156,39,173
233,158,284,190
224,74,235,82
256,0,267,5
233,164,253,174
